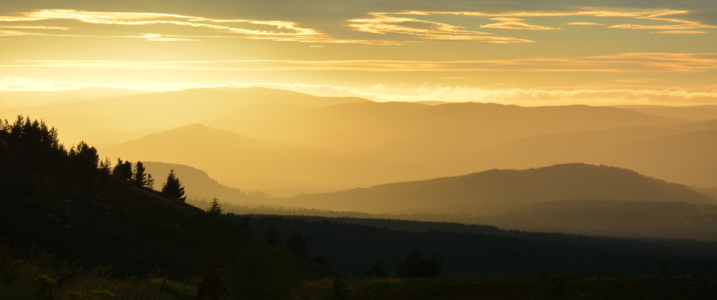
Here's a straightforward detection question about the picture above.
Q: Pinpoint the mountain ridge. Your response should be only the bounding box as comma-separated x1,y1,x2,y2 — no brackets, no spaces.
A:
277,163,716,213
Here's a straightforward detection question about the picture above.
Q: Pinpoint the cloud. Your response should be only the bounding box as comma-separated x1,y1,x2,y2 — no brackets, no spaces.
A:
0,26,69,30
652,30,707,34
442,77,471,80
490,17,524,22
388,9,714,33
8,53,715,73
135,33,201,41
0,9,339,43
2,76,716,105
480,21,561,30
567,22,604,26
0,30,47,36
347,12,534,43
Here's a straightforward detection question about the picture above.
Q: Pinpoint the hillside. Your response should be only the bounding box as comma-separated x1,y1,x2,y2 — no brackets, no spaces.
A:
209,102,688,154
103,124,433,194
596,129,717,187
229,214,717,278
278,163,715,213
417,122,717,186
615,105,717,120
0,117,316,278
143,161,273,204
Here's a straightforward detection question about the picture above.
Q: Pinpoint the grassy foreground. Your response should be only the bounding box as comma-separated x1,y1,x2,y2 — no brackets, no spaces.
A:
3,243,717,300
299,276,717,300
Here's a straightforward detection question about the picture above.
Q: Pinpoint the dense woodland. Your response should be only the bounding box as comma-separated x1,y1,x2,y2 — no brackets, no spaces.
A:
0,116,323,297
222,214,717,278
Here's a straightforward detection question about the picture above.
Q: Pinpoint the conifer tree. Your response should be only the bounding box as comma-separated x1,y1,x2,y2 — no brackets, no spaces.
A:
265,225,281,248
286,228,309,259
145,173,155,189
132,161,147,187
161,169,186,201
206,197,223,217
112,158,132,181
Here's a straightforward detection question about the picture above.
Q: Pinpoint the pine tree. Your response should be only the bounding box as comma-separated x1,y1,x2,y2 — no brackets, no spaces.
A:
132,161,147,187
265,225,281,248
145,173,155,189
206,197,223,217
286,228,309,259
161,169,186,201
112,158,133,181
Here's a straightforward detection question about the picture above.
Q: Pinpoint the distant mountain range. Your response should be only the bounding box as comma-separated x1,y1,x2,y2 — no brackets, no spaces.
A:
142,161,273,204
102,124,433,194
4,87,717,194
276,163,716,214
0,87,371,141
0,87,149,108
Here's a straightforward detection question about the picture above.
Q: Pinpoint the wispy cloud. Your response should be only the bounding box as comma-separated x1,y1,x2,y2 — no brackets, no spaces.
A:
480,21,561,30
652,31,707,34
135,33,201,42
2,76,715,105
0,9,354,43
567,22,604,26
0,9,411,45
348,12,534,43
0,26,69,30
6,53,715,73
362,9,714,36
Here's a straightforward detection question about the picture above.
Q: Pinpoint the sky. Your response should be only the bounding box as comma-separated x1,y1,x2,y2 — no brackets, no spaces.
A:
1,0,716,105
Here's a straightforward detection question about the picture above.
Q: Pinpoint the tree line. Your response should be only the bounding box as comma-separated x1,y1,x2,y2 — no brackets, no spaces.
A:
0,116,194,203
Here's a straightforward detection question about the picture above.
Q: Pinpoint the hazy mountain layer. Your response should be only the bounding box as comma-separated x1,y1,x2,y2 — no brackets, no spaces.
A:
615,105,717,120
0,87,149,109
143,161,273,204
0,87,371,141
277,163,715,214
209,102,687,154
103,124,434,193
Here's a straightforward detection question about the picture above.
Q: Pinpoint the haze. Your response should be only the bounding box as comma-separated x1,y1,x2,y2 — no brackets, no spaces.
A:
2,0,717,241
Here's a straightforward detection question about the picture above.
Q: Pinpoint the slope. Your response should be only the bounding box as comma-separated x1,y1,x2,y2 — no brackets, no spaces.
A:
615,104,717,120
102,124,433,195
596,129,717,187
278,163,715,214
143,161,273,204
209,102,688,155
0,117,315,278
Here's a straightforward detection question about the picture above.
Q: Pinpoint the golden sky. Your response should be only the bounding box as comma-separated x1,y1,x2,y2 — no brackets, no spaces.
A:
1,0,716,105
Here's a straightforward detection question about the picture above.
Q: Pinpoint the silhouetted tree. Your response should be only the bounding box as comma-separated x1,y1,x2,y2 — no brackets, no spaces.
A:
68,142,99,182
161,169,186,201
112,158,133,181
132,161,148,187
286,228,309,259
312,254,331,269
98,157,112,176
265,225,281,248
396,250,442,278
207,198,223,217
366,262,387,277
145,173,155,189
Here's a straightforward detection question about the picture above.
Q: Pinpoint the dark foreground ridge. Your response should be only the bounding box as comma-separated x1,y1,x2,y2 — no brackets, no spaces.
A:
0,116,318,279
